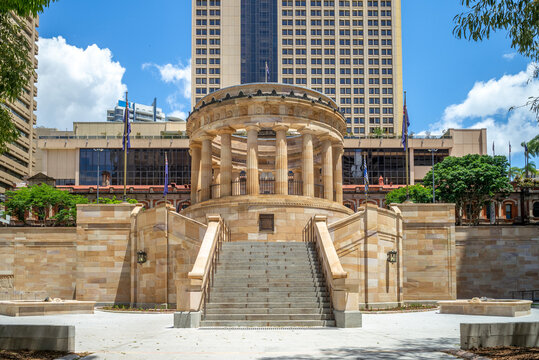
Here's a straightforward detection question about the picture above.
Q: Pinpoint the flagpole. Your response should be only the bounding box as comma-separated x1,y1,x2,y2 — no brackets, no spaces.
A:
123,91,128,201
404,91,410,201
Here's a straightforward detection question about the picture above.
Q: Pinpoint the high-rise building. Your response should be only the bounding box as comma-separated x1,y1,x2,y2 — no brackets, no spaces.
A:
0,15,39,193
106,100,166,122
191,0,403,135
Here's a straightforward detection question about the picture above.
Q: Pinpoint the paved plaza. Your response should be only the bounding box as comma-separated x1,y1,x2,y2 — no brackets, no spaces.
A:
1,309,538,359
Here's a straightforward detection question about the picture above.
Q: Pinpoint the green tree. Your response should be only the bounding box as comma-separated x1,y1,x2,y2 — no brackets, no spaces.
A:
525,134,539,157
385,184,433,205
0,1,57,153
2,184,87,226
509,166,524,180
424,155,513,225
94,196,138,205
453,0,539,119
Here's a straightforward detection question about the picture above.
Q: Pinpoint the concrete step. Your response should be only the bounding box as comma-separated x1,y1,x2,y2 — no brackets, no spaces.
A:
208,295,330,303
218,254,317,260
210,290,329,298
212,280,327,287
203,313,334,321
213,274,325,280
205,307,332,315
214,270,323,277
210,286,327,293
205,301,331,309
222,242,311,247
215,265,321,272
200,320,336,327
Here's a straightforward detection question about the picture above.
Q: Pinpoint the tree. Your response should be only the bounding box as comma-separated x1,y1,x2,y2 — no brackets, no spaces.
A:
423,155,513,225
2,184,87,226
95,196,138,205
526,134,539,157
385,185,433,205
453,0,539,119
0,1,58,153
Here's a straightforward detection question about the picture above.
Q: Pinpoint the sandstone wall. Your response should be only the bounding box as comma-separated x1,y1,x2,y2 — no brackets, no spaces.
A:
394,203,457,301
183,195,352,242
456,226,539,299
327,204,403,309
135,206,206,306
0,228,77,300
75,204,138,304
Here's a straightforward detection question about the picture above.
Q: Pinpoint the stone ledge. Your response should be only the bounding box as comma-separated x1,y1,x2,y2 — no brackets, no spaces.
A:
461,322,539,350
0,325,75,352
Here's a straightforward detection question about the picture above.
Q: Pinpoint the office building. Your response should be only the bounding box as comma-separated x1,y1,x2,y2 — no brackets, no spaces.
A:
191,0,403,135
0,15,39,193
106,99,166,123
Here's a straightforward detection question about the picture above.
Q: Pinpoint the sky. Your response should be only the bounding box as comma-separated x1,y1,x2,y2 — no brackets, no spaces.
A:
36,0,538,167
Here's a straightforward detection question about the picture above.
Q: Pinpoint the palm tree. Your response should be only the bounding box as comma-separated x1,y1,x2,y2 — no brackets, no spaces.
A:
509,167,524,180
527,134,539,157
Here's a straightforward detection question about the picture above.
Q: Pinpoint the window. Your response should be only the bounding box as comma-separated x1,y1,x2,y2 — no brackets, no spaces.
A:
505,204,513,219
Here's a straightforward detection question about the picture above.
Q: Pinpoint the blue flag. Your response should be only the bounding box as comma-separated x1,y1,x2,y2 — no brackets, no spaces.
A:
363,157,369,194
265,61,270,82
401,100,410,150
122,101,131,152
164,152,169,196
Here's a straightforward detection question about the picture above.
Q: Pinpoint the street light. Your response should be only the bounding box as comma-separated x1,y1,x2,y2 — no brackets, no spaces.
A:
428,149,438,203
94,149,104,204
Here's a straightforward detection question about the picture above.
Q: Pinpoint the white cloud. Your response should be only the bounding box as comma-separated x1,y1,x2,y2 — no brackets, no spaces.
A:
430,64,539,157
143,60,191,119
503,52,517,60
36,36,126,130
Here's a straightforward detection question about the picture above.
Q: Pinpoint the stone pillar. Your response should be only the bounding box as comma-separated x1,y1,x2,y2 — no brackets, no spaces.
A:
200,135,213,202
219,128,234,197
190,142,201,203
213,167,220,199
246,125,260,195
321,137,334,201
301,130,314,197
333,143,344,204
274,125,289,195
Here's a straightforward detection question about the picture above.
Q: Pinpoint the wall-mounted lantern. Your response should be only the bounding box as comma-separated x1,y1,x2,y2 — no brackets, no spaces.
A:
137,250,148,264
387,250,397,263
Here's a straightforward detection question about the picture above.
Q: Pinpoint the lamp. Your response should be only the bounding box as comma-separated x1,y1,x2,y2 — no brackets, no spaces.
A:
387,250,397,263
137,250,147,264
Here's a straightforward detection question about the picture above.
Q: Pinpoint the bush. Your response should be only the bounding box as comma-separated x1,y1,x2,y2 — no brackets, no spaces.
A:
385,184,433,205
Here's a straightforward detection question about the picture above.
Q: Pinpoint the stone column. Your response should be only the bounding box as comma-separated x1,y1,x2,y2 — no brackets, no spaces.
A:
219,128,234,197
333,143,344,204
190,142,201,203
200,135,213,202
321,137,334,201
246,125,260,195
301,130,314,197
213,166,220,199
274,125,289,195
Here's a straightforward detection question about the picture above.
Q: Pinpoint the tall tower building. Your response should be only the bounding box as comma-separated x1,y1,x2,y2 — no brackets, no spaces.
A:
0,15,39,193
191,0,403,135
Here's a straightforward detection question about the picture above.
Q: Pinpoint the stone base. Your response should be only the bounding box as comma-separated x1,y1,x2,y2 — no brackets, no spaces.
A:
0,325,75,352
174,311,201,328
0,300,95,317
438,299,532,317
461,322,539,349
333,310,362,328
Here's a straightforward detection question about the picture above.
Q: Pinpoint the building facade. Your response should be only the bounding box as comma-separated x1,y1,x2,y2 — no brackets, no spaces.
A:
191,0,403,136
106,99,166,123
0,15,39,194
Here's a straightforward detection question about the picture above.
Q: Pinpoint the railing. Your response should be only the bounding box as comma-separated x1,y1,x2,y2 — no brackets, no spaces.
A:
231,180,246,196
259,179,275,194
187,216,230,317
511,289,539,302
314,184,324,199
303,215,349,315
38,135,189,140
288,180,303,196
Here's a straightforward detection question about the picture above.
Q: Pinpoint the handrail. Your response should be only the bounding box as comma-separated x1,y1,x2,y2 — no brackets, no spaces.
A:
303,215,348,313
187,215,230,315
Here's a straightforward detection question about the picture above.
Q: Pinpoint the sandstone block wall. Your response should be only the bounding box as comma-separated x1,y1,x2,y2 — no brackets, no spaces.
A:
0,228,77,300
456,226,539,299
183,195,352,242
135,206,206,306
394,203,456,301
75,204,137,304
327,204,403,309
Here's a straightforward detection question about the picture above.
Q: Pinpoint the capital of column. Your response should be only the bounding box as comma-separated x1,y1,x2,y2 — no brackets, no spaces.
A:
217,126,235,135
245,124,261,132
273,124,289,132
199,133,214,142
298,127,315,135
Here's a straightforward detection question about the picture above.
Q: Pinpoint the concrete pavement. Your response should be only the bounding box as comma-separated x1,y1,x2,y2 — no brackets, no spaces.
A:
1,309,538,359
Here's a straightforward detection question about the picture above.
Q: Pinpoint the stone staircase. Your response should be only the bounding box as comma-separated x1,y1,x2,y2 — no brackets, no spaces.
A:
200,241,335,327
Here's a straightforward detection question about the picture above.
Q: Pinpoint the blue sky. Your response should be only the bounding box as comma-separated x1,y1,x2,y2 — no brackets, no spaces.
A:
37,0,538,167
